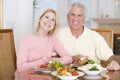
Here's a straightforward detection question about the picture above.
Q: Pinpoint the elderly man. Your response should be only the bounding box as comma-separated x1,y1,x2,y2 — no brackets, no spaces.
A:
57,2,120,70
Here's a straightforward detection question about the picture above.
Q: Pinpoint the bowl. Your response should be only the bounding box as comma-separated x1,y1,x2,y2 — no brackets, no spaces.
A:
83,70,102,75
51,71,84,80
77,63,106,76
83,75,102,79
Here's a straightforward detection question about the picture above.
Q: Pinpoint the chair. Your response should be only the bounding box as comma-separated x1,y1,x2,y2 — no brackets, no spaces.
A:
0,29,16,80
91,28,114,49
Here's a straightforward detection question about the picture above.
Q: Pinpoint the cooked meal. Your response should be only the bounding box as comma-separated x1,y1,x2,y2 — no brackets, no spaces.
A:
87,59,95,64
57,68,79,76
89,66,99,71
39,61,65,71
73,59,95,67
81,63,102,71
40,64,49,68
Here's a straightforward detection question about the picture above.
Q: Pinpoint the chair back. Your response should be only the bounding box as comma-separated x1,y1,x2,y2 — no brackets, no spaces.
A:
91,28,114,49
0,29,16,80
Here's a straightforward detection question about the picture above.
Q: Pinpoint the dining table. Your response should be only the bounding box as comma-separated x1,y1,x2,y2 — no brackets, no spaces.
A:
15,66,120,80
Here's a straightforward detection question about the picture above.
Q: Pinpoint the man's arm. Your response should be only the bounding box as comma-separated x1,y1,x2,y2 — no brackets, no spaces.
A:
107,55,120,64
101,55,119,67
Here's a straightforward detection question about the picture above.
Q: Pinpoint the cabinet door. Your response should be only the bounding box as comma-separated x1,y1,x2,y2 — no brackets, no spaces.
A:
114,33,120,55
0,29,16,80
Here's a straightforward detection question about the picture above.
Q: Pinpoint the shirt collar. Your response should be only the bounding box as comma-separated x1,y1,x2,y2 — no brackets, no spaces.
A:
67,25,87,39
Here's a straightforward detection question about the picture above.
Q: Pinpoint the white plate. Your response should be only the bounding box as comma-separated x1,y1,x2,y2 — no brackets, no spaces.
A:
32,67,53,73
51,71,84,80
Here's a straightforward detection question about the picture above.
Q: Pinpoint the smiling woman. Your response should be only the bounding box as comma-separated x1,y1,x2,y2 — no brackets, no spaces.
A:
0,0,2,28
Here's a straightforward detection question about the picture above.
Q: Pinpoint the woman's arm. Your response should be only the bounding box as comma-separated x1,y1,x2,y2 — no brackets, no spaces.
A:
52,38,73,64
17,38,49,71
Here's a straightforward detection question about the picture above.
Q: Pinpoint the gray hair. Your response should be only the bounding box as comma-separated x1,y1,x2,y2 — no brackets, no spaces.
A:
68,2,87,16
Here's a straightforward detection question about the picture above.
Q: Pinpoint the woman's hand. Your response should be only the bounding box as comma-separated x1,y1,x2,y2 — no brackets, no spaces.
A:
47,57,60,62
106,60,120,71
72,55,81,61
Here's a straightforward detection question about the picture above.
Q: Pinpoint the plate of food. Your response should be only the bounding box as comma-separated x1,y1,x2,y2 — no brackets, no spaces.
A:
51,68,84,80
32,64,54,73
77,63,106,75
32,61,65,73
72,58,96,68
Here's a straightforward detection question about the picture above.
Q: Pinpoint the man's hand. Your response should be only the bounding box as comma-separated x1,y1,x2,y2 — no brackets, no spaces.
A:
72,55,88,66
106,60,120,70
72,55,88,61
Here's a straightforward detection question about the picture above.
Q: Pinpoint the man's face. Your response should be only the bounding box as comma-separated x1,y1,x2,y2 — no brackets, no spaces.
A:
67,6,85,30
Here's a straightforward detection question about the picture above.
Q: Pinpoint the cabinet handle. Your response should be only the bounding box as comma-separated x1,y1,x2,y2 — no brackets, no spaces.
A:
117,37,120,40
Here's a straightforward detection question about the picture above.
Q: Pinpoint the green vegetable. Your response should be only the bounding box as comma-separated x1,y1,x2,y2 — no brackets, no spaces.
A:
49,61,65,71
89,66,99,71
87,59,95,64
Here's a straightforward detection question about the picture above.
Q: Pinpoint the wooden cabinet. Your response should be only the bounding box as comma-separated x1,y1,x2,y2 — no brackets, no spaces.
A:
0,29,16,80
114,33,120,55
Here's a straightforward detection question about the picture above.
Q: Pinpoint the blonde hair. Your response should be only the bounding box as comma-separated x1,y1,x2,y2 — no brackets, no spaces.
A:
35,9,59,36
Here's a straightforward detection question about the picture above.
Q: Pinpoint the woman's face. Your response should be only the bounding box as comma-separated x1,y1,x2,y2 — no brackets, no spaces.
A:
40,11,56,32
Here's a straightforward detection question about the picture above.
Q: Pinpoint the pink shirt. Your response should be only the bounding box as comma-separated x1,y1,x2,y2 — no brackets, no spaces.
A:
17,34,72,71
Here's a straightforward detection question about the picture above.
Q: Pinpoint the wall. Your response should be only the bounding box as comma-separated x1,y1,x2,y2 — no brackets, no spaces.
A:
88,0,98,28
3,0,34,52
3,0,116,53
98,0,115,18
115,0,120,18
57,0,68,27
